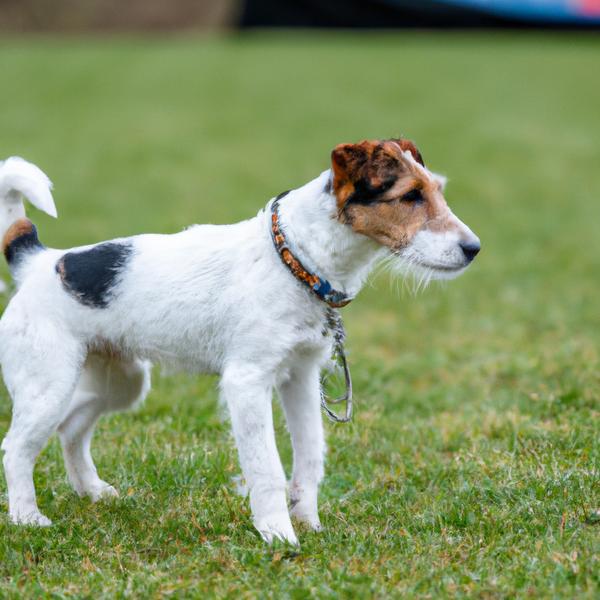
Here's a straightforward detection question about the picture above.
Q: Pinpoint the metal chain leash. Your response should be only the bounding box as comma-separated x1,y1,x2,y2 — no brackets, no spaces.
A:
320,308,353,423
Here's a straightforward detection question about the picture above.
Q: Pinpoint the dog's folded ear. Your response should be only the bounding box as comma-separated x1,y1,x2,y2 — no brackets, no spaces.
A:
331,140,390,208
387,138,425,167
331,139,423,209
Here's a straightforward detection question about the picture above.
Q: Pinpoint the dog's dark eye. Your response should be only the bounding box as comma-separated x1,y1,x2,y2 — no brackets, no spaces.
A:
401,189,423,203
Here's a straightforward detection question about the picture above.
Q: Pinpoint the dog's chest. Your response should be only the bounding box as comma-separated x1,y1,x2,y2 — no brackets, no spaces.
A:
282,310,335,363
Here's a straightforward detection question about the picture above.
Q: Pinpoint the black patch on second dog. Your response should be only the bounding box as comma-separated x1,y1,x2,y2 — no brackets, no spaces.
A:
275,190,290,201
56,242,132,308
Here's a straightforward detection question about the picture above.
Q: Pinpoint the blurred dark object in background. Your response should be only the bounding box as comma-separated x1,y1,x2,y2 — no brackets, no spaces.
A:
241,0,502,28
242,0,600,29
0,0,599,31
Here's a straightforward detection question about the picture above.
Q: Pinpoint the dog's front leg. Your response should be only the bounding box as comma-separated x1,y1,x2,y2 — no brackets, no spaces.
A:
278,360,324,531
220,364,297,545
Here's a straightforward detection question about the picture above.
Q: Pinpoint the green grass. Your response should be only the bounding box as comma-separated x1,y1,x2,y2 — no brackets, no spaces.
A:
0,32,599,598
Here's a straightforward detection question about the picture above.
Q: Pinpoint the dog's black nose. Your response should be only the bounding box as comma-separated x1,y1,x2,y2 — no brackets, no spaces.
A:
460,241,481,263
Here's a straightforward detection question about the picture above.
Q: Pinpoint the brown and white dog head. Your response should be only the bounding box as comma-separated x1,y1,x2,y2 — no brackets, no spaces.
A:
331,138,480,280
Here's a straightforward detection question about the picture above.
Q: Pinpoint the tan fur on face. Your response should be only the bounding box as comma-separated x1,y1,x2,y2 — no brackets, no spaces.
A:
331,139,457,251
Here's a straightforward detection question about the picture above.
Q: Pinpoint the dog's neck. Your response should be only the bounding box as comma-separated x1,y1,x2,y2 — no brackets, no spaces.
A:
275,170,384,299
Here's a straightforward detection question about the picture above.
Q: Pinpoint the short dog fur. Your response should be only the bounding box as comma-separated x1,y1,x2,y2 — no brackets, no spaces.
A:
0,141,480,543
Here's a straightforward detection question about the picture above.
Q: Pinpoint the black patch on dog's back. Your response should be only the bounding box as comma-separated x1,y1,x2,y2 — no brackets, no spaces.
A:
56,242,132,309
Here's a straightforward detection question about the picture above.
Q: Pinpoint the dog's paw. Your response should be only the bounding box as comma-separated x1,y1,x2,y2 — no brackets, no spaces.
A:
88,482,119,503
291,504,322,532
254,512,298,545
11,510,52,527
0,279,7,294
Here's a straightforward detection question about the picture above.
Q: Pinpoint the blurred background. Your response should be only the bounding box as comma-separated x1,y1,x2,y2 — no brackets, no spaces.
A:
0,0,599,462
0,2,599,597
1,0,599,31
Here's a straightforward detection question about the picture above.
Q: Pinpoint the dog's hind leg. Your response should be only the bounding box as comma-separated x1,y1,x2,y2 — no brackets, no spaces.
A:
58,354,151,502
1,325,84,526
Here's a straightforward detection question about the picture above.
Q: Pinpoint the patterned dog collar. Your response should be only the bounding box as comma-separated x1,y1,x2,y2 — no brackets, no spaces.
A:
270,191,352,309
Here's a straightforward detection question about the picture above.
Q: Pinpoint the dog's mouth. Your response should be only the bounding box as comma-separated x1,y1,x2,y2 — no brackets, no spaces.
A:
411,260,469,281
389,250,471,282
416,262,469,273
416,261,469,273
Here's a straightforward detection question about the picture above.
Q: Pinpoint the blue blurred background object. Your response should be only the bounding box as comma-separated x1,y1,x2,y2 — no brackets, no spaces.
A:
438,0,600,23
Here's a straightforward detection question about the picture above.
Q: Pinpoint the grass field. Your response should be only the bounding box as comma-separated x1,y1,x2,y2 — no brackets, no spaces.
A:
0,32,599,598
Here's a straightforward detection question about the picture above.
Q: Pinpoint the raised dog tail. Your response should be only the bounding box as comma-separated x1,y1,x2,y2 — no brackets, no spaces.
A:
0,157,57,275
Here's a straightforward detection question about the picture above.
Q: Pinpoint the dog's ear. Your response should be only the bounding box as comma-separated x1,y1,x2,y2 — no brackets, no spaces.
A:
331,141,369,208
388,138,425,167
331,140,404,208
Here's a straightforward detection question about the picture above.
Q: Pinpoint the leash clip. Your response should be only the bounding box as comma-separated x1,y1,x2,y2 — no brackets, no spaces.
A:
321,309,353,423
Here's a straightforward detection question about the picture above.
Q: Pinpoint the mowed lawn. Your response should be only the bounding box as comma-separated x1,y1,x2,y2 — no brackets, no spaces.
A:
0,32,599,598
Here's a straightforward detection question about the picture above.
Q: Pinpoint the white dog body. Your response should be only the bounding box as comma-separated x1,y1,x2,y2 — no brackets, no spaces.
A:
0,141,479,543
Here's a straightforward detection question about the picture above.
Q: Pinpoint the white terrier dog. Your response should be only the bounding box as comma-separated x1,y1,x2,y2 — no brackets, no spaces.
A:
0,140,480,543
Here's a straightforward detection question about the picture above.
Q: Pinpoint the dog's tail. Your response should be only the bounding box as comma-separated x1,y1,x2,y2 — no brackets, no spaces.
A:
0,157,57,274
